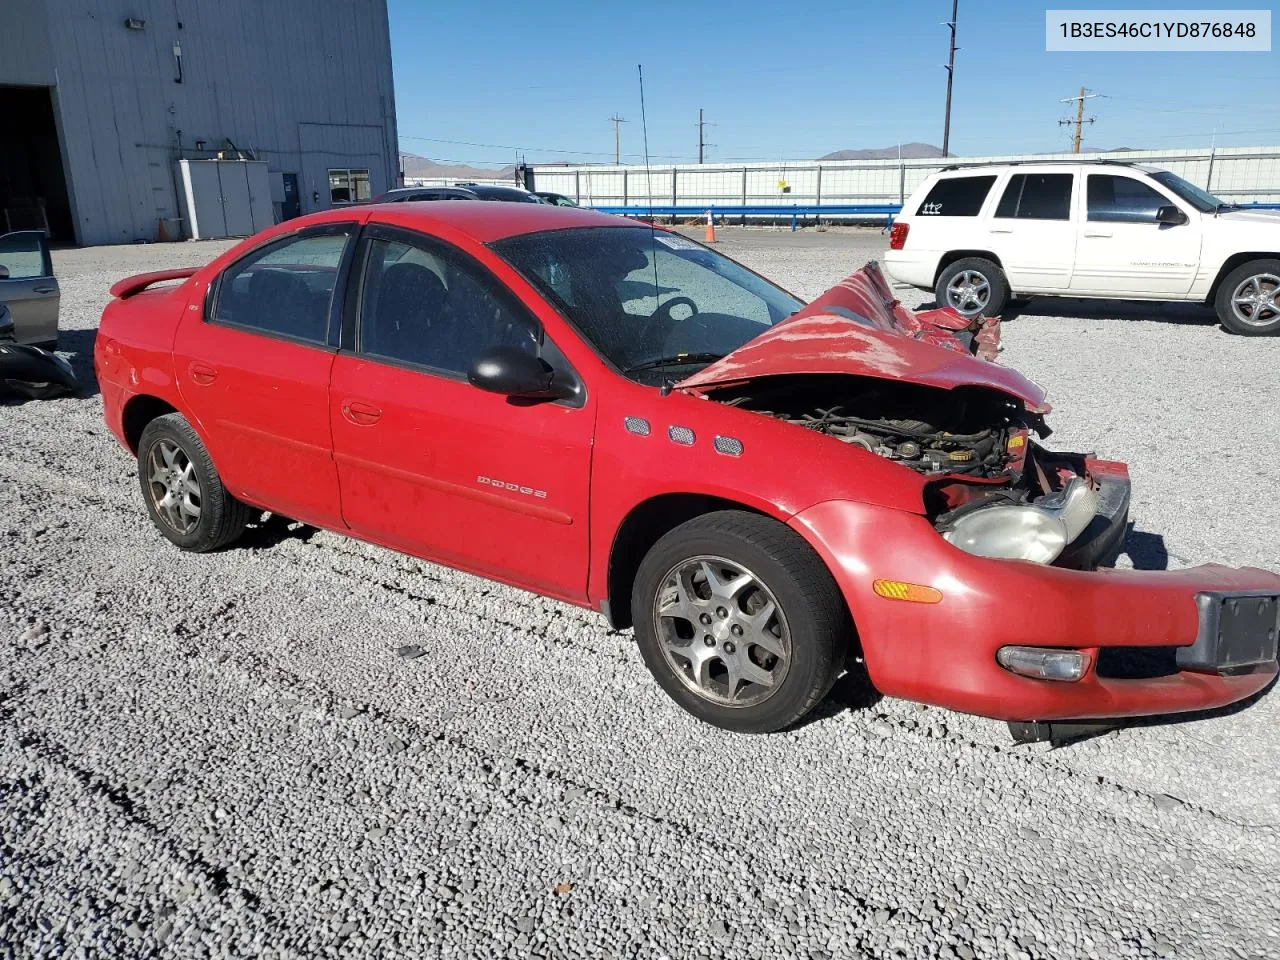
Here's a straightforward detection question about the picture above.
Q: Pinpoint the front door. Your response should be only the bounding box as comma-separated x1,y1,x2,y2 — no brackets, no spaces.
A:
985,172,1078,293
329,226,594,602
0,230,59,346
1071,173,1202,296
173,223,356,528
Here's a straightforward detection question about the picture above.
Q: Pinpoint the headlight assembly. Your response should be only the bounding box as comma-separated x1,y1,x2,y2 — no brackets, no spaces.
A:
942,478,1099,565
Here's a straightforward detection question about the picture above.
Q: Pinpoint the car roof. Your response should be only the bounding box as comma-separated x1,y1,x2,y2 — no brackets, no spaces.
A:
933,159,1147,175
359,200,628,242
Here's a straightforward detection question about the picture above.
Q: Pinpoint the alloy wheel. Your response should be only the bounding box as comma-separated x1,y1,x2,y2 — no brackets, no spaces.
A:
653,555,792,707
945,270,991,316
1230,272,1280,328
146,439,202,535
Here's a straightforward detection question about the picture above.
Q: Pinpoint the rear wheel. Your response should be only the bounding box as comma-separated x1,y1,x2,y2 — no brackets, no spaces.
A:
631,511,850,733
1216,259,1280,335
137,413,252,551
936,257,1009,318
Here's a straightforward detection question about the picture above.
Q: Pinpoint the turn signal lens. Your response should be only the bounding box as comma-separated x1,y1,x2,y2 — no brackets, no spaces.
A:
996,646,1088,682
873,580,943,604
889,221,909,250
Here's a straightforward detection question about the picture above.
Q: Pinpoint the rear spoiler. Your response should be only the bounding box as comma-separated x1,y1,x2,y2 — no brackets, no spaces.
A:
109,267,199,299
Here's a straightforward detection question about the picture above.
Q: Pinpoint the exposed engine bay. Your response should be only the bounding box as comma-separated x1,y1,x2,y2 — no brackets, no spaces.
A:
710,373,1125,568
714,373,1049,480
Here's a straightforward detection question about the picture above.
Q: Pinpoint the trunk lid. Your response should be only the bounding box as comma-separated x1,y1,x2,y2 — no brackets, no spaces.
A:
677,262,1046,410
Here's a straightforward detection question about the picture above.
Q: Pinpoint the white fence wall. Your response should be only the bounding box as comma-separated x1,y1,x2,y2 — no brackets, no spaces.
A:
529,145,1280,211
403,176,514,188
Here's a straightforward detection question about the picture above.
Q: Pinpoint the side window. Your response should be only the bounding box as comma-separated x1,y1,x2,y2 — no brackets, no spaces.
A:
0,231,51,280
358,235,540,376
995,173,1073,220
915,176,997,217
212,231,351,344
1087,175,1168,222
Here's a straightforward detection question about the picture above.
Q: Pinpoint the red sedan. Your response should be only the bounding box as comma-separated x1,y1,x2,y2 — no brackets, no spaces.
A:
95,203,1280,736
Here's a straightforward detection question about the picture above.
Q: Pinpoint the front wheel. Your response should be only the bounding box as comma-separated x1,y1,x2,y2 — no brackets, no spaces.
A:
631,511,850,733
935,257,1009,318
1215,259,1280,335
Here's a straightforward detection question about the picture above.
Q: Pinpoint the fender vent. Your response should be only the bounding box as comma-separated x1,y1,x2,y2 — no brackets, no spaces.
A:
624,416,651,436
713,435,743,457
668,425,695,446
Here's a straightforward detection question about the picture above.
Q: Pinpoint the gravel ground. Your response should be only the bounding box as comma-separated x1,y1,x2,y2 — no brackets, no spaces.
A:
2,228,1278,960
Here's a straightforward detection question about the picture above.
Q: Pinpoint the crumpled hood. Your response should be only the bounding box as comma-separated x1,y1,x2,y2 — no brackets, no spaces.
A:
678,261,1047,410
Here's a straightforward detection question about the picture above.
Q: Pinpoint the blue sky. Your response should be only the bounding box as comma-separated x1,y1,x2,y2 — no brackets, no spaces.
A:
387,0,1280,166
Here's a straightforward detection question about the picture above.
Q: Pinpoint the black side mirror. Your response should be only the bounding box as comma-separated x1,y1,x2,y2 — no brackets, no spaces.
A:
1156,204,1187,226
468,346,568,400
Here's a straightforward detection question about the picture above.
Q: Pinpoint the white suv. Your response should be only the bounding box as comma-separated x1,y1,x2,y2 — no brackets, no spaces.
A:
884,161,1280,335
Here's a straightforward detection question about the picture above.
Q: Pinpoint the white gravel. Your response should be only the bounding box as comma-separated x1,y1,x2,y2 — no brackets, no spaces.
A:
2,229,1278,960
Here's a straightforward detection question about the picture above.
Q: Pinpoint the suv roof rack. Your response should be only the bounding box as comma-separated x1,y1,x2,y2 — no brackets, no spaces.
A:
938,159,1139,172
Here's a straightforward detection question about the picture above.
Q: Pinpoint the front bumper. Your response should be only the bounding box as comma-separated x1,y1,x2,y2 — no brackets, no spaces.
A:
790,495,1280,722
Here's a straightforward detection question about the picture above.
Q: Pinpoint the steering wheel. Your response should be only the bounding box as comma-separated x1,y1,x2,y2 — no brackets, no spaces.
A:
639,296,700,355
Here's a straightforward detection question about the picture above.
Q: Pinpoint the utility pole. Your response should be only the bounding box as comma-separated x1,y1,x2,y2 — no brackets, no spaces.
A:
1058,87,1097,153
941,0,958,157
608,114,627,164
698,108,706,164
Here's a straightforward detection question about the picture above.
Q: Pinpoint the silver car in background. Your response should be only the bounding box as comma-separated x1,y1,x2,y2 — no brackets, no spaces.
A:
0,230,60,348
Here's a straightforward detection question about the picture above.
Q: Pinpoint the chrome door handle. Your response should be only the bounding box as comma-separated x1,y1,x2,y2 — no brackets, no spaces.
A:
988,228,1013,234
1083,231,1113,238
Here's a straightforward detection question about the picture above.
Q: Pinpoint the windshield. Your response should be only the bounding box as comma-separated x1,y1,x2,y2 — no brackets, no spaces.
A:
491,226,803,381
1150,171,1223,213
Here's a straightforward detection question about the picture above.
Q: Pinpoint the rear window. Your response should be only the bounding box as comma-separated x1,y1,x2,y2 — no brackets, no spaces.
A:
995,173,1074,220
914,176,997,217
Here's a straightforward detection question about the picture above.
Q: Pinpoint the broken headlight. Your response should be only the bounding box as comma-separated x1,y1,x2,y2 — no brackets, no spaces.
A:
942,478,1098,565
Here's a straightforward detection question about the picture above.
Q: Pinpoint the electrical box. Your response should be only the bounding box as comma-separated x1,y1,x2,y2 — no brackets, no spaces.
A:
176,159,275,240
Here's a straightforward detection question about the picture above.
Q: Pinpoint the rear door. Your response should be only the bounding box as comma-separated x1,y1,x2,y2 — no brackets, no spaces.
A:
329,225,594,602
0,230,59,346
986,172,1078,292
1071,173,1201,296
173,223,357,528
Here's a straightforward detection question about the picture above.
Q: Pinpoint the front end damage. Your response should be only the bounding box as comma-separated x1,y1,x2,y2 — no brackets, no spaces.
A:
679,264,1280,737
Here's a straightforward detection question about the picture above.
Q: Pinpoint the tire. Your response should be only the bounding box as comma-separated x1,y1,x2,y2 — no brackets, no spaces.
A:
137,413,252,552
935,257,1009,318
631,510,850,733
1215,259,1280,335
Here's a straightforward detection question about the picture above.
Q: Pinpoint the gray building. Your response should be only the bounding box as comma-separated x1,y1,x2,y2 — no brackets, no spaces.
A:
1,0,399,245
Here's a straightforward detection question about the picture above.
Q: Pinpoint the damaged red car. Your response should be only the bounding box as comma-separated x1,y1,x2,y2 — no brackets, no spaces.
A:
96,203,1280,737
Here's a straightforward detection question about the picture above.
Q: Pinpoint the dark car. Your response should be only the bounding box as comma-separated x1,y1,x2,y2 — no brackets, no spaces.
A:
535,191,578,207
375,184,544,204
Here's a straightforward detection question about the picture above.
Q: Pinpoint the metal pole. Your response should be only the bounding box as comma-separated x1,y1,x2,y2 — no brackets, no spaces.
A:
942,0,958,157
698,109,704,164
623,168,628,206
671,168,678,224
815,165,822,226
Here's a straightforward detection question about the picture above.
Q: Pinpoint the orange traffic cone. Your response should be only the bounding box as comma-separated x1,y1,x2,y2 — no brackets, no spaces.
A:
704,209,716,243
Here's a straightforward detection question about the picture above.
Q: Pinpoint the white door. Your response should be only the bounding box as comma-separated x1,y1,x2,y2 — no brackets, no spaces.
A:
984,172,1078,292
1070,174,1202,296
218,162,255,237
